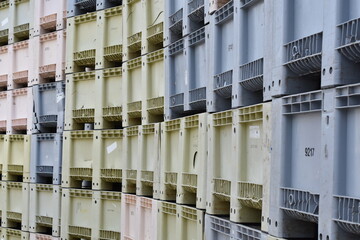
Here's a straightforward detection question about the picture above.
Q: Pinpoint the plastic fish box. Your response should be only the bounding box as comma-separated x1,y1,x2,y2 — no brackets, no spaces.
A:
165,26,209,120
32,82,65,134
9,0,34,44
96,5,123,69
30,233,59,240
64,71,96,131
32,31,66,85
9,40,34,90
95,67,123,130
269,90,323,238
61,130,94,188
120,194,137,239
122,126,139,194
164,0,186,46
0,135,5,175
67,0,122,17
33,0,66,36
184,0,206,36
66,13,97,73
208,0,231,15
123,50,165,127
3,135,31,182
60,188,93,240
0,92,7,132
92,130,123,191
0,182,3,221
29,184,61,236
30,133,63,185
1,228,30,240
7,88,33,134
0,1,10,46
157,201,205,240
1,182,30,231
92,190,121,240
123,0,164,61
0,46,10,90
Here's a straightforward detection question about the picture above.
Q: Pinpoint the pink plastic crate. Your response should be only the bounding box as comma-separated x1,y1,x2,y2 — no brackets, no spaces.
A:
138,197,158,240
33,0,66,36
0,45,9,90
32,30,66,85
7,87,33,134
9,40,34,89
30,233,60,240
0,91,7,132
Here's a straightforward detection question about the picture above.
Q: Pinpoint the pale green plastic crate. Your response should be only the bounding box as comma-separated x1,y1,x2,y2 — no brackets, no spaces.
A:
122,126,139,193
157,201,205,240
0,228,30,240
93,191,122,240
123,50,165,127
1,182,30,231
66,6,123,73
0,135,5,175
92,130,123,191
10,0,34,44
62,130,94,188
60,188,93,239
29,184,61,236
123,0,164,61
0,1,10,45
3,135,31,182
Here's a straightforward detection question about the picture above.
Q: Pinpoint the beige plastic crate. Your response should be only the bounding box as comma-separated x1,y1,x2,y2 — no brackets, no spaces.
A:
10,0,34,44
95,67,123,130
33,0,66,36
0,1,10,45
32,30,66,85
0,46,10,89
29,184,61,237
0,135,5,174
60,188,93,240
1,181,30,231
1,228,30,240
62,130,94,188
0,92,7,132
93,130,123,191
64,71,96,131
7,88,33,134
123,126,139,193
96,6,123,69
30,233,60,240
123,0,164,61
3,135,31,182
93,191,121,240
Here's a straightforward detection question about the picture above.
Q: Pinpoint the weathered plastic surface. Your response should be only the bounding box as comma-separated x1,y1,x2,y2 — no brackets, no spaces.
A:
67,0,122,17
0,92,7,132
0,1,10,46
93,190,121,240
208,0,231,14
0,46,10,90
123,0,164,61
7,88,33,134
1,182,30,231
92,130,123,191
3,135,31,182
0,135,5,174
64,71,96,130
1,228,30,240
121,194,137,239
33,0,66,36
122,126,139,193
61,130,94,188
30,133,63,185
32,30,66,85
9,0,34,44
30,233,60,240
138,197,158,240
60,188,93,240
269,91,323,238
95,67,123,130
205,214,264,240
32,82,65,134
123,51,165,127
157,201,205,240
164,0,185,46
165,26,209,120
29,184,61,236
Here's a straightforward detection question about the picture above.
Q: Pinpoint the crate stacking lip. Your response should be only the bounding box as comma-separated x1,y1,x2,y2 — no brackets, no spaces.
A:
74,0,96,11
214,70,233,99
239,58,264,92
280,187,319,223
337,17,360,63
188,0,205,23
284,33,323,76
169,8,183,35
215,0,234,25
334,195,360,235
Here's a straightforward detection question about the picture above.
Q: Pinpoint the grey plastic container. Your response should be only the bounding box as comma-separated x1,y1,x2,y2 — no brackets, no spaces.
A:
184,0,206,35
205,214,264,240
67,0,122,17
165,25,209,120
30,133,63,185
164,0,187,46
32,81,65,134
269,90,323,238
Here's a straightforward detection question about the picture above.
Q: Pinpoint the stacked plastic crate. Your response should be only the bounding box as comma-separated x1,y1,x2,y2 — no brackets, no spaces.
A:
62,0,123,239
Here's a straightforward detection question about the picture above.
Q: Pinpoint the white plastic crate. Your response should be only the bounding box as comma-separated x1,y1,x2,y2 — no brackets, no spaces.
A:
29,184,61,237
33,0,66,36
32,30,66,85
1,181,30,231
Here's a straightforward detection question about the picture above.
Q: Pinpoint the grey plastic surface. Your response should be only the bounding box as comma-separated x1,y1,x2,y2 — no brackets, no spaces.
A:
165,0,186,46
33,81,65,134
30,133,63,185
67,0,122,17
